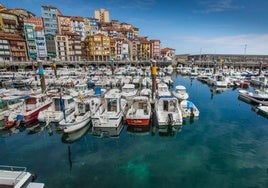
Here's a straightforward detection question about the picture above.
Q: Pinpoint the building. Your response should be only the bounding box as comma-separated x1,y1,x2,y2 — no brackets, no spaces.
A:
57,15,71,35
67,32,82,61
0,34,11,61
84,17,99,36
70,16,85,40
94,8,110,23
0,32,28,61
0,10,21,33
41,5,62,35
161,47,175,61
45,34,56,59
54,34,69,61
84,33,110,61
24,23,37,60
150,40,161,60
139,37,151,60
24,17,47,60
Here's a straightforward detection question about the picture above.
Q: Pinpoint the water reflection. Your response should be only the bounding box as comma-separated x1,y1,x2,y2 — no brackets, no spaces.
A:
127,124,150,136
61,123,91,144
92,120,124,138
158,125,182,137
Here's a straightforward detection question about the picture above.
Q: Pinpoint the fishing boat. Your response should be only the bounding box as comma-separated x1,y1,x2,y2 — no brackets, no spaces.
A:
0,95,25,121
59,96,102,133
92,89,127,137
37,94,75,123
155,96,183,128
172,85,189,101
180,100,200,118
125,96,151,126
5,93,52,128
0,165,44,188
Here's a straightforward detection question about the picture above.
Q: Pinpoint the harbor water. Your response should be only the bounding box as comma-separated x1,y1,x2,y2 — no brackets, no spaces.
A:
1,74,268,188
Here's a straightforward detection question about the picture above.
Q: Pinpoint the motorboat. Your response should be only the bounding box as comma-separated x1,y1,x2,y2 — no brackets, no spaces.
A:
180,100,200,118
91,89,127,137
38,94,75,123
0,95,25,121
59,96,102,133
238,89,268,105
155,96,183,128
121,83,138,101
5,93,52,128
156,82,172,98
0,165,44,188
125,96,151,126
172,85,189,101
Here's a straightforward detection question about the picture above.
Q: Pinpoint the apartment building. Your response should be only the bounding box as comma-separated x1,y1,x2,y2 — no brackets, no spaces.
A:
0,32,28,61
42,5,62,35
150,40,161,60
55,34,69,61
94,8,110,23
24,23,37,60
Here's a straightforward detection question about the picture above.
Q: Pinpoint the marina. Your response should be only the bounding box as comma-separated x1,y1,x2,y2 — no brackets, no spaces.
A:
0,66,268,188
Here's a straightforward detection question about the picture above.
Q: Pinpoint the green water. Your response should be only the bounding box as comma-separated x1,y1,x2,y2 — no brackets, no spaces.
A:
1,75,268,188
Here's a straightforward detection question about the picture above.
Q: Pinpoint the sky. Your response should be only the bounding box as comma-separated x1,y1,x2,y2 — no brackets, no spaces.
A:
2,0,268,55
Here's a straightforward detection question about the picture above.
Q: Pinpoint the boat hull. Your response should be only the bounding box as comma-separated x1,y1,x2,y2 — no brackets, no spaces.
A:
126,118,150,126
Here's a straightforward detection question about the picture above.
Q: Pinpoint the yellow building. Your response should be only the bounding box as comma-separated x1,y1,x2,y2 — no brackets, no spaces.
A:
85,33,110,61
139,37,151,60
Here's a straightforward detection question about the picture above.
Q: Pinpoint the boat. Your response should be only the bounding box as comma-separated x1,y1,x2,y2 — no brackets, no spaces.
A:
155,96,183,128
125,96,151,126
0,165,44,188
156,82,172,98
5,93,52,128
172,85,189,101
255,104,268,117
238,89,268,105
0,95,25,121
91,89,127,137
121,83,138,101
207,74,228,87
180,100,200,118
61,123,91,143
37,94,75,123
59,96,102,133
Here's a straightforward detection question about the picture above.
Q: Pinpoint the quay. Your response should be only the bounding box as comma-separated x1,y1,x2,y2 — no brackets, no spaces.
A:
0,60,267,71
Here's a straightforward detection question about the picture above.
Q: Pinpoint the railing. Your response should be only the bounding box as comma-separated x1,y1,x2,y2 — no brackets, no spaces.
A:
0,165,27,185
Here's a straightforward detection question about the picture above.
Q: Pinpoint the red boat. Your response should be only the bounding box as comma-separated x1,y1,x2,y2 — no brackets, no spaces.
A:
125,96,151,126
5,93,52,128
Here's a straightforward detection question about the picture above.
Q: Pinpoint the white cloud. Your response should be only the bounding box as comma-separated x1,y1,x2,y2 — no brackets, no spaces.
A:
174,34,268,55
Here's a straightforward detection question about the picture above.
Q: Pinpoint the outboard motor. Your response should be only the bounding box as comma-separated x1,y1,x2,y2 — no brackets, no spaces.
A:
167,113,173,125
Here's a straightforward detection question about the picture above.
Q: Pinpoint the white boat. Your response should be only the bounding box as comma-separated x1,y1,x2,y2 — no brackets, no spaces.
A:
238,89,268,105
59,97,102,133
172,85,189,101
61,123,90,143
0,165,44,188
156,82,171,98
125,96,151,126
38,94,75,123
0,95,24,121
256,104,268,117
121,83,138,101
92,89,127,137
180,100,200,118
207,74,228,87
155,96,183,128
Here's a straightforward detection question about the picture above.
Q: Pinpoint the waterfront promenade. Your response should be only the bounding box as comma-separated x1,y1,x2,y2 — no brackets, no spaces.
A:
0,60,266,71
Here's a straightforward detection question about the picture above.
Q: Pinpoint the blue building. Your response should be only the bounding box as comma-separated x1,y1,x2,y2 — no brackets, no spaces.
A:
41,5,62,35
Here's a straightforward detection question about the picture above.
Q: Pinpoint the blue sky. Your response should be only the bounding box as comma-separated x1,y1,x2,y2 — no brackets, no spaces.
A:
2,0,268,55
